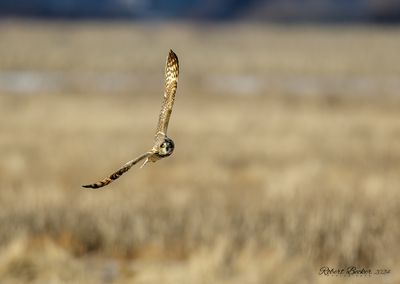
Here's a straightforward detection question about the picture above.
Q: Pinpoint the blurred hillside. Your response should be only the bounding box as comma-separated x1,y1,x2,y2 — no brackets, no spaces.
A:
0,0,399,22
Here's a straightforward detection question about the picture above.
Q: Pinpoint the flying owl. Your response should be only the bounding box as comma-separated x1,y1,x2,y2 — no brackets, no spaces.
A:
82,49,179,189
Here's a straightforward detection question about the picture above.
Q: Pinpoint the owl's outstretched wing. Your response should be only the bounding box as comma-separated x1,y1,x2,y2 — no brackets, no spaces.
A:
82,151,153,189
155,49,179,143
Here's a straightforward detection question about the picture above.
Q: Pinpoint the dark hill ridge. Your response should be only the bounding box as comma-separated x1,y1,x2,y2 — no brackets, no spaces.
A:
0,0,399,23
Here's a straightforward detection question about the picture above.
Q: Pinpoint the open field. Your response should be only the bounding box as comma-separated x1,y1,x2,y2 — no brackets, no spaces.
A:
0,22,400,283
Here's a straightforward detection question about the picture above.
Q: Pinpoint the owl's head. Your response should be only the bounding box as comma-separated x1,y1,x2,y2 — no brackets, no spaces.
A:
158,137,175,157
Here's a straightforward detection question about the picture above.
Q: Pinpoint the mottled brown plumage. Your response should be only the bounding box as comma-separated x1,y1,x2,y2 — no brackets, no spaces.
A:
82,50,179,189
154,49,179,146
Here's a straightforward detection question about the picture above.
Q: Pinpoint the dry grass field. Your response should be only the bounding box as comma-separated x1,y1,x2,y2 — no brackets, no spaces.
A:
0,22,400,283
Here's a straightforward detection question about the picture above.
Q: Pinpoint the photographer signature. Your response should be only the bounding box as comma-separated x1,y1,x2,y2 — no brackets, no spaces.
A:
319,266,390,277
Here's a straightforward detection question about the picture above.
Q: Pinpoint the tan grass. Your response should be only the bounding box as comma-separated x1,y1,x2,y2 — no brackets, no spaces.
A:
0,22,399,283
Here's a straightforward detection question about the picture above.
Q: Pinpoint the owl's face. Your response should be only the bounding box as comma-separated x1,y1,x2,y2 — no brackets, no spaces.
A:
158,137,175,157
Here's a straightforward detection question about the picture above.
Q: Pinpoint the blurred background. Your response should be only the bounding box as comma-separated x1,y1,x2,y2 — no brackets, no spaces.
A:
1,0,400,22
0,1,400,284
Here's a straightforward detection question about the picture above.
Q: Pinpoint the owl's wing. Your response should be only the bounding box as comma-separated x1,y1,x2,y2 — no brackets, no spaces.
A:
82,151,154,189
154,49,179,143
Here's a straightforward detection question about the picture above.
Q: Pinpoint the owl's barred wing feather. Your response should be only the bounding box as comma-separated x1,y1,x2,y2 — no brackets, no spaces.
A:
82,152,153,189
155,50,179,143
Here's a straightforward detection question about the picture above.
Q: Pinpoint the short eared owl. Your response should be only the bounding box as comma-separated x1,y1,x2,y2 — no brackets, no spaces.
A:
82,49,179,189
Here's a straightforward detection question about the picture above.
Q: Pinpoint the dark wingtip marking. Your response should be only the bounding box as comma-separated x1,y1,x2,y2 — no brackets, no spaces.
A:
82,184,96,189
82,183,103,189
168,49,178,60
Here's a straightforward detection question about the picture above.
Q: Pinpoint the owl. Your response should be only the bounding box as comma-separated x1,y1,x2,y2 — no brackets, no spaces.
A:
82,49,179,189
